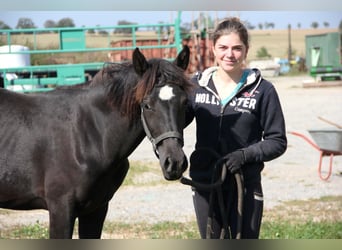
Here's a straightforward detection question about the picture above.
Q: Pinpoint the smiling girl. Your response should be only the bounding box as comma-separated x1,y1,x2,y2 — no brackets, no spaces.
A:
185,17,287,239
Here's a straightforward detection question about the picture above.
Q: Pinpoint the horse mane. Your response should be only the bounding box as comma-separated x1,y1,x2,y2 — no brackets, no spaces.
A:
89,59,193,121
90,62,140,121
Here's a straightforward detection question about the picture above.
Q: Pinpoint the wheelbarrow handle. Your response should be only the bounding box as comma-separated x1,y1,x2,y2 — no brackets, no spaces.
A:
318,116,342,129
288,131,321,151
289,130,337,181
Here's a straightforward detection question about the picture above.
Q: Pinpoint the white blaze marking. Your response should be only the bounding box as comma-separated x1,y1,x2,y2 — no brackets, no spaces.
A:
159,85,175,101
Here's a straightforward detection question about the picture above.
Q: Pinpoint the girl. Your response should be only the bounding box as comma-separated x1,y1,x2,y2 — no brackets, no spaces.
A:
185,17,287,239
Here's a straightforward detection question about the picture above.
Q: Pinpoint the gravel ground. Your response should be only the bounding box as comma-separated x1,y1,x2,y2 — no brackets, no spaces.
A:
1,75,341,231
113,75,342,222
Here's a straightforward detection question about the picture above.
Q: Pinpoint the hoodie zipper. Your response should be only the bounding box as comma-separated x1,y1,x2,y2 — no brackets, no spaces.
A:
217,85,245,145
198,68,262,152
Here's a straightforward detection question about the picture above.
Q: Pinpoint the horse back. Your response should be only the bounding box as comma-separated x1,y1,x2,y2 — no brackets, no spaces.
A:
0,87,134,212
0,89,81,208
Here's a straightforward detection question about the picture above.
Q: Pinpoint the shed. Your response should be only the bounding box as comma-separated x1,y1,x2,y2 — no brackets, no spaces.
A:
305,32,342,80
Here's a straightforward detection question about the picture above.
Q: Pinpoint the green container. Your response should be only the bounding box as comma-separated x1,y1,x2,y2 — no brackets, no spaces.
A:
305,32,342,78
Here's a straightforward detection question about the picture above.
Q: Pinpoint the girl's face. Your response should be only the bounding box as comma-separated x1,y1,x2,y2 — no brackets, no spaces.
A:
212,33,248,73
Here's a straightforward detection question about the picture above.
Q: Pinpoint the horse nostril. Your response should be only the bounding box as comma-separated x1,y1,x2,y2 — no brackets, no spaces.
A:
165,156,175,173
163,155,187,180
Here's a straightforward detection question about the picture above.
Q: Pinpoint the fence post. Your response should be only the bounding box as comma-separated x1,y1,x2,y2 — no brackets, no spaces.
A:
175,11,182,53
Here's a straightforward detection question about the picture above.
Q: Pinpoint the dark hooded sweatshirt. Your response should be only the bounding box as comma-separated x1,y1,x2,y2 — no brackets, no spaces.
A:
185,67,287,184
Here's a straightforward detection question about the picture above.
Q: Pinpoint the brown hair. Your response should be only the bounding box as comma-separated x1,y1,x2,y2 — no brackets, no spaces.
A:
212,17,249,49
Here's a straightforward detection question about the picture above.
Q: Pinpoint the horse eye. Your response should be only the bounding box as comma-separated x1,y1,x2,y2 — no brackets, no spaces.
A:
143,103,152,110
156,79,164,86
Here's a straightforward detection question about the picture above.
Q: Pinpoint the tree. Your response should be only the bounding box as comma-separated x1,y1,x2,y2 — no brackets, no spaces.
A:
44,20,56,28
98,29,108,35
323,22,329,28
16,17,36,29
192,12,215,31
256,47,271,58
113,20,138,34
265,22,275,29
339,20,342,33
0,21,11,29
87,29,96,34
311,22,319,29
57,18,75,28
244,21,255,30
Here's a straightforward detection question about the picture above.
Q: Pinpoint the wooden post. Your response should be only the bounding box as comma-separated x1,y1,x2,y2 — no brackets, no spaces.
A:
288,24,292,62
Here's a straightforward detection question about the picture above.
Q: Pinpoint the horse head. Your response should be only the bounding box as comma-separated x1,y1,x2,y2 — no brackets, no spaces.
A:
132,46,191,180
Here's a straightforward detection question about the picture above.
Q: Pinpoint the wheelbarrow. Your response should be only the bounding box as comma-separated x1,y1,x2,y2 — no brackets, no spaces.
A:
289,128,342,181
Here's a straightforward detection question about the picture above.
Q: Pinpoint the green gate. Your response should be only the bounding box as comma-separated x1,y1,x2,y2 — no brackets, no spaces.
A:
0,12,182,92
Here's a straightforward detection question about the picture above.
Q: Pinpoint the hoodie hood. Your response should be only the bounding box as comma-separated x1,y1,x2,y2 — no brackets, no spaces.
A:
198,66,262,86
197,66,263,98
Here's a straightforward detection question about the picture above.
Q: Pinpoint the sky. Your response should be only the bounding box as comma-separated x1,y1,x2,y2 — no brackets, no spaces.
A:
1,11,341,30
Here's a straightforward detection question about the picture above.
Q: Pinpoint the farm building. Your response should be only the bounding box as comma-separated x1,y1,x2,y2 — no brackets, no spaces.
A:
305,32,342,81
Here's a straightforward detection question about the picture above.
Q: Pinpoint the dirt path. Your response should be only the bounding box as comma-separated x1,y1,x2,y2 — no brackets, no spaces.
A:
1,75,341,231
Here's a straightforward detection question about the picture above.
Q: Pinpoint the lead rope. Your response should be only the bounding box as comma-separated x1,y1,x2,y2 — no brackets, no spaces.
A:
180,148,244,239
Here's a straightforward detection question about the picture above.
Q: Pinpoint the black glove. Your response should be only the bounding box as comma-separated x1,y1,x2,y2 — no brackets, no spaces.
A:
223,150,245,174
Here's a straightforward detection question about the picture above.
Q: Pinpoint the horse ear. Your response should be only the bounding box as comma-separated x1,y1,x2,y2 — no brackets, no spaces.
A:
133,47,149,76
174,45,190,71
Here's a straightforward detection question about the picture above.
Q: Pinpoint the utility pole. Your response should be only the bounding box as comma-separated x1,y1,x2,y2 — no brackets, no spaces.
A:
288,24,292,62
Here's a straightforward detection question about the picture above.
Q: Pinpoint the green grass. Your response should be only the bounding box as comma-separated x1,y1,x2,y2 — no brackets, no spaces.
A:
102,219,342,239
104,218,342,239
103,221,200,239
2,218,341,239
1,164,340,239
123,160,163,186
260,220,342,239
0,221,49,239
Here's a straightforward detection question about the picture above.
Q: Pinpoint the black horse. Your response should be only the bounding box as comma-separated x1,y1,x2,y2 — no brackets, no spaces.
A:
0,46,192,238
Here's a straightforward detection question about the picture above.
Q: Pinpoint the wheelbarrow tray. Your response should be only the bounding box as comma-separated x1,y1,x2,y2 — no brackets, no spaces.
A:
308,129,342,153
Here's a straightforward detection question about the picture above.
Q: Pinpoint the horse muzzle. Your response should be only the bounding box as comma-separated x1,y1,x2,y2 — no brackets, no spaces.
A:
157,140,188,181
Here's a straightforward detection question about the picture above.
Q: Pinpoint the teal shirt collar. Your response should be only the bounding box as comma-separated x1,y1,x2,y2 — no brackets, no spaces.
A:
220,70,249,106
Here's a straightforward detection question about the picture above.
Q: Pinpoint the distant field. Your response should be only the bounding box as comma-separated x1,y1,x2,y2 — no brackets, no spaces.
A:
0,28,338,63
0,31,162,50
248,28,338,60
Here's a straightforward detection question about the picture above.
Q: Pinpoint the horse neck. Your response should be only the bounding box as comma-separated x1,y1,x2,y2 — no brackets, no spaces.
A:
83,86,146,160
